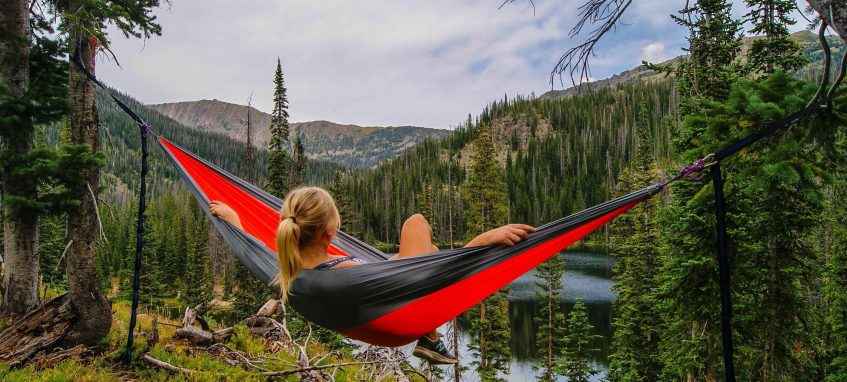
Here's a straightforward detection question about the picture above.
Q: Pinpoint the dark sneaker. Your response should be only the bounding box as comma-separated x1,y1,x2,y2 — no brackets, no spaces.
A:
412,335,457,364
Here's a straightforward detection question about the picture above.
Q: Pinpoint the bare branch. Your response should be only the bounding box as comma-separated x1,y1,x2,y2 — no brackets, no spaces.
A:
499,0,536,16
551,0,633,89
259,360,385,377
55,240,73,275
87,182,108,245
808,22,832,108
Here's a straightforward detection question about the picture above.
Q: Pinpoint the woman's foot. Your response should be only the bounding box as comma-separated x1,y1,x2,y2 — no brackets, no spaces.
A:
412,335,457,364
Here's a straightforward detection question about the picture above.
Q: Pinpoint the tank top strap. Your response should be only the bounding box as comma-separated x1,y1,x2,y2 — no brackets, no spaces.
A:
314,256,366,270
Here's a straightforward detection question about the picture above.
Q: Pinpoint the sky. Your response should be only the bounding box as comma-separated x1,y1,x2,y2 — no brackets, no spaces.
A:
97,0,811,129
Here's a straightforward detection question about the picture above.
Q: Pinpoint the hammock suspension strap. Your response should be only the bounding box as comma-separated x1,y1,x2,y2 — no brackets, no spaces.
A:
71,44,152,363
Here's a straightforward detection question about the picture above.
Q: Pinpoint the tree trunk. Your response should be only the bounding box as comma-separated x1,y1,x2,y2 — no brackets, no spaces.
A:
63,22,112,346
479,301,486,369
807,0,847,39
0,0,40,319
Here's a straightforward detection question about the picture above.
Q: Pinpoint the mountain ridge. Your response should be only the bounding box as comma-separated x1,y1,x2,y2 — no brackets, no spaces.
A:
148,99,450,168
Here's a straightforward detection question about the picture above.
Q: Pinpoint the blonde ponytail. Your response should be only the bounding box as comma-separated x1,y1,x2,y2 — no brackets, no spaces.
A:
275,187,341,301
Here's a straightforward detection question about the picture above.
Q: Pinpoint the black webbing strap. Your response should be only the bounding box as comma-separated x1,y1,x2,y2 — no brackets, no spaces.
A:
71,42,151,363
711,163,735,381
714,102,819,161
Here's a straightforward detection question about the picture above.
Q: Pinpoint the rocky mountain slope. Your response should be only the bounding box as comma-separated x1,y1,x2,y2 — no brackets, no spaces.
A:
149,100,450,168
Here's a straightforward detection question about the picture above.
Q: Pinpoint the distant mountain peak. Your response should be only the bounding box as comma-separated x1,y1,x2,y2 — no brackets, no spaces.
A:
148,101,449,168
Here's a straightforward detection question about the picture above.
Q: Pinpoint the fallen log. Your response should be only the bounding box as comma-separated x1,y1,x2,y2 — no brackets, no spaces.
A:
173,325,214,346
0,294,76,367
256,299,281,317
141,354,194,374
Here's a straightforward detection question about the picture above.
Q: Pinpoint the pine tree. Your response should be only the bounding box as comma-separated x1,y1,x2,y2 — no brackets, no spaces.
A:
463,124,508,238
533,254,567,382
290,136,308,187
661,70,831,380
469,292,512,382
416,174,438,237
1,13,70,318
267,58,291,198
328,171,359,236
182,218,212,309
229,262,272,322
607,102,662,382
732,73,830,381
826,180,847,381
557,299,599,382
463,124,511,381
1,0,41,318
672,0,742,114
744,0,807,74
241,93,256,183
658,2,746,379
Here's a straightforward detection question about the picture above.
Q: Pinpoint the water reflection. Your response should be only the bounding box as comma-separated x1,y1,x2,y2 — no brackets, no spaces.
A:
455,251,616,381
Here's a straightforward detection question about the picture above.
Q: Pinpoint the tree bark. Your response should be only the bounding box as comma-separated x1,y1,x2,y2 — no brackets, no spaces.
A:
63,14,112,345
0,0,40,319
807,0,847,39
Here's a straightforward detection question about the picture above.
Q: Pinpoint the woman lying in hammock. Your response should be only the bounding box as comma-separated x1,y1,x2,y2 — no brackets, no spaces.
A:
209,186,535,365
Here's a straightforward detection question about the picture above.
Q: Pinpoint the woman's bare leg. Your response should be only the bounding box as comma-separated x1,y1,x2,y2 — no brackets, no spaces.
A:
392,214,438,260
392,214,444,341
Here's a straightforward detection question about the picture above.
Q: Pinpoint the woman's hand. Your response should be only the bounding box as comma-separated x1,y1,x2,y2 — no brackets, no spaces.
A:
465,224,537,247
210,201,243,230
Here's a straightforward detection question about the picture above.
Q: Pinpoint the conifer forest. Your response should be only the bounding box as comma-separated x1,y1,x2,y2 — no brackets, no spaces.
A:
1,1,846,381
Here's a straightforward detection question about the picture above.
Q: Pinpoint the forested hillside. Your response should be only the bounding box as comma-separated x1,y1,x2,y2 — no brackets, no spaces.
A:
340,80,679,244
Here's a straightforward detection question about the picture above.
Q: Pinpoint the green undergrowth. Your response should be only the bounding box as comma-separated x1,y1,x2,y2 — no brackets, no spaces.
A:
0,300,412,381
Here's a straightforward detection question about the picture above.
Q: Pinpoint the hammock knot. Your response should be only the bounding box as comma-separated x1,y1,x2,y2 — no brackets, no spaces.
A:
140,123,150,138
679,156,710,181
657,154,716,190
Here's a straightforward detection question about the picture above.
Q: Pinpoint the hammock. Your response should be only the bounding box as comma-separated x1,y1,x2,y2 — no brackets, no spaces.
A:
157,136,659,346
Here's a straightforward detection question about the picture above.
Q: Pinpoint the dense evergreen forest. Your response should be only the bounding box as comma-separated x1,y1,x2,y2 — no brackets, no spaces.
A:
339,80,679,245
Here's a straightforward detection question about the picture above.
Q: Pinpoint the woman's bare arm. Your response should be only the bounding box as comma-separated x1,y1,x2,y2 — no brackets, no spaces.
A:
464,224,537,247
210,201,244,230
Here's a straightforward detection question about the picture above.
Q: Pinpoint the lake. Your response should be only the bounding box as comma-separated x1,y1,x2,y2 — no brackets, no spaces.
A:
405,251,616,381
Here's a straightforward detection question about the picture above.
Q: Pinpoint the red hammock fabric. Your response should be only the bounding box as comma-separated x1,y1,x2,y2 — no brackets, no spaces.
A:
160,138,347,257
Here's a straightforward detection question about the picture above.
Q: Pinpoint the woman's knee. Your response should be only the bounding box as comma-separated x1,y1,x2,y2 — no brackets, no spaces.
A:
404,213,430,229
402,214,433,239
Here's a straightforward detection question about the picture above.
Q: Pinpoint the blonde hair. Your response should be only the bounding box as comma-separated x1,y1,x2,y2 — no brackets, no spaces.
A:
276,186,341,301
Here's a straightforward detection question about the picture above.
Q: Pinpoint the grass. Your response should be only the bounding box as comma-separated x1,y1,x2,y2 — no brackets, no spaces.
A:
0,299,416,381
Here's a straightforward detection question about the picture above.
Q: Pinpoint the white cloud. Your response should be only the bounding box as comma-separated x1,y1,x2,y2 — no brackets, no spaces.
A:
641,42,668,63
97,0,694,128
